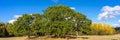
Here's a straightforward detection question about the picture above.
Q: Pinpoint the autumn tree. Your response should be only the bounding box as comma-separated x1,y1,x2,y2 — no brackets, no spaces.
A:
90,23,116,35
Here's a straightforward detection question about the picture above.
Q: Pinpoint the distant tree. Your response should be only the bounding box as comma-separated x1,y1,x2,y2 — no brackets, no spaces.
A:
0,22,9,37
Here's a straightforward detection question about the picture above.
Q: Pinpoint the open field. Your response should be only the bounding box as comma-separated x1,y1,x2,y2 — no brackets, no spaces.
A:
0,34,120,40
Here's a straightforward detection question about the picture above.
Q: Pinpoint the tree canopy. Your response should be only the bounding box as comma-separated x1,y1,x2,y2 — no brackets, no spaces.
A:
0,5,116,37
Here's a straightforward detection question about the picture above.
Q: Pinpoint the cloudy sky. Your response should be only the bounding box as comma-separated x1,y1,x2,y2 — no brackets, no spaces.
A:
0,0,120,27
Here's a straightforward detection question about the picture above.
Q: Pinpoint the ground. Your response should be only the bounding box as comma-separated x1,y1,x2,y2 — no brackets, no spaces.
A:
0,34,120,40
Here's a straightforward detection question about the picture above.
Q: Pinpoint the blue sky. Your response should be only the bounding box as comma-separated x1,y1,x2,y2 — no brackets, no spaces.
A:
0,0,120,27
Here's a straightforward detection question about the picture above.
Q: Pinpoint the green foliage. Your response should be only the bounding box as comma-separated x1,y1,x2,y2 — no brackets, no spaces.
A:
8,14,34,36
30,14,49,36
48,21,76,37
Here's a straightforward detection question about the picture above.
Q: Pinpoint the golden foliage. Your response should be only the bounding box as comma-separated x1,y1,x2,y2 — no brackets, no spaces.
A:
90,23,116,35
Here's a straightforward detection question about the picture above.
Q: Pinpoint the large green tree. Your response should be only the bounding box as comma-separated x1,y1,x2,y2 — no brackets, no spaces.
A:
44,5,92,36
7,5,92,37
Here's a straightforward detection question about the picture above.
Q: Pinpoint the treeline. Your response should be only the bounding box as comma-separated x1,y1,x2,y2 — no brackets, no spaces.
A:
0,5,117,37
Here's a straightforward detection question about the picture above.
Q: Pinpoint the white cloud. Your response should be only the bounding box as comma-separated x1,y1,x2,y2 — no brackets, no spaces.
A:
52,0,58,3
70,7,76,10
8,19,16,24
112,24,120,27
14,15,21,18
98,5,120,20
112,20,120,27
118,20,120,23
8,15,21,24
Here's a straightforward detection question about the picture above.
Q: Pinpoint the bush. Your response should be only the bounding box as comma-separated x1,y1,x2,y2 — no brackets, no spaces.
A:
90,23,116,35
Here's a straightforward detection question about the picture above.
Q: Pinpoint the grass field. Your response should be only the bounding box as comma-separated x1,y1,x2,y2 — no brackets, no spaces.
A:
0,34,120,40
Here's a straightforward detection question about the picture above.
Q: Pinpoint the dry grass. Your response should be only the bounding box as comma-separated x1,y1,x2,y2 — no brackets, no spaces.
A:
0,34,120,40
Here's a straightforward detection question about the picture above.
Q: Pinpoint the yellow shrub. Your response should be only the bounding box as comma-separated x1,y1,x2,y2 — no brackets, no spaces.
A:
90,23,116,35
